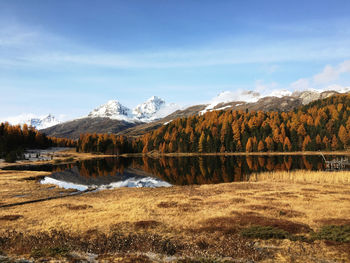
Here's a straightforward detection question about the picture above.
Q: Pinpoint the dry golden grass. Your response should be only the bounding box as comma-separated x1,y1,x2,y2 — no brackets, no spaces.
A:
1,169,350,262
0,170,76,206
250,170,350,184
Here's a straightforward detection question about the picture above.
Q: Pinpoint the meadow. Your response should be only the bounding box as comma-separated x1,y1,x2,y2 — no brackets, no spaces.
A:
1,167,350,262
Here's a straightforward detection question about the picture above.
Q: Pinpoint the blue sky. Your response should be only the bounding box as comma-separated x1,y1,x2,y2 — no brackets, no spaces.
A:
1,0,350,120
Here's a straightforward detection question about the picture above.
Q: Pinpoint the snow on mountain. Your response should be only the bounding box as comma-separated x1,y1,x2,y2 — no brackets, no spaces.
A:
133,96,181,122
269,89,293,98
201,90,261,114
88,100,134,122
133,96,165,120
323,84,350,94
2,114,61,129
200,87,349,114
88,96,181,123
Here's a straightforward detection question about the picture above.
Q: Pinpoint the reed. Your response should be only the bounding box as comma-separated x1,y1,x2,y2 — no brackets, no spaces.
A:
249,170,350,184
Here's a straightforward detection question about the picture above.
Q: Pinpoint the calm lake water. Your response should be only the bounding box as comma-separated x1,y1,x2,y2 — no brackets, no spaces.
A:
6,155,344,190
43,155,338,190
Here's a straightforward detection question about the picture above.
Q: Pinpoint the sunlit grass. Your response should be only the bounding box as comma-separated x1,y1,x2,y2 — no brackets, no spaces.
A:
1,169,350,261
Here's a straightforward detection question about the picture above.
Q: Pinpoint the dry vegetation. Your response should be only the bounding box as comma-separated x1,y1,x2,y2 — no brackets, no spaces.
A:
0,169,350,262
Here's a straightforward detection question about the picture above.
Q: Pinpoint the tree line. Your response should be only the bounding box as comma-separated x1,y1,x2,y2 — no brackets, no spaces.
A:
138,94,350,153
0,122,75,162
76,94,350,155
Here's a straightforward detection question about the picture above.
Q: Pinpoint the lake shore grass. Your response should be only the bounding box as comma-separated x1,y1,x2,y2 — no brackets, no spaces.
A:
1,169,350,262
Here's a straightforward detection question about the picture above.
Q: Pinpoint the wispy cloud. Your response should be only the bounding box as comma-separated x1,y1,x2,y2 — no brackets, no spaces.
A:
1,20,350,70
291,60,350,91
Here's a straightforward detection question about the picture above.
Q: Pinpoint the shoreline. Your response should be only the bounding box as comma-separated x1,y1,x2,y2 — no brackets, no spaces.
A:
1,148,349,169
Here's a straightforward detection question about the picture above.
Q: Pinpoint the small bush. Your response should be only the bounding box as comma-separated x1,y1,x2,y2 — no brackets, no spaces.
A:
312,225,350,243
5,151,17,163
241,226,289,240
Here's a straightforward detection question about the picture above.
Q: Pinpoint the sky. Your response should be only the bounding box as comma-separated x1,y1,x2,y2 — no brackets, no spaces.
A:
0,0,350,121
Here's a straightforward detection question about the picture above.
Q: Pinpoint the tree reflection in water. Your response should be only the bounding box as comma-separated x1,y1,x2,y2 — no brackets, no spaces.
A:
51,155,326,185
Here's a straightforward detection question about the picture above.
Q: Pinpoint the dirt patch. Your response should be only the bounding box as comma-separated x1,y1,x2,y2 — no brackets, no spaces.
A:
179,203,199,212
200,213,311,234
157,201,178,208
338,197,350,201
231,198,246,203
57,204,93,210
275,192,299,198
321,191,339,194
301,188,319,192
254,196,276,201
315,218,350,226
0,215,23,221
188,198,203,202
134,220,161,229
245,204,305,218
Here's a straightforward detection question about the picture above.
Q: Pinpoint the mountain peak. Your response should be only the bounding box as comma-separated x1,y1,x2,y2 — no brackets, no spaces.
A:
132,96,166,121
88,100,133,121
87,96,180,123
2,113,61,130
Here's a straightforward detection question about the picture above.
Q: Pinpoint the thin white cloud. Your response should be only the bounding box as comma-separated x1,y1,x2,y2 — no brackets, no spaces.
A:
313,60,350,84
313,65,339,84
290,78,312,91
291,60,350,92
1,20,350,70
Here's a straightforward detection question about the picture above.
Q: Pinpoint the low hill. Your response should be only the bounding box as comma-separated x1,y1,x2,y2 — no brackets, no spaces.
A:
41,117,140,139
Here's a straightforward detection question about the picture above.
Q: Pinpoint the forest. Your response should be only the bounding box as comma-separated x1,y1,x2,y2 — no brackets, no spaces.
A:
0,122,75,162
77,94,350,154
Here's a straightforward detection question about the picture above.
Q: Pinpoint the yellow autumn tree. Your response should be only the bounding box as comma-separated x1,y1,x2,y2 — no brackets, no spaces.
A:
245,137,253,152
283,137,292,152
338,125,349,147
257,140,265,152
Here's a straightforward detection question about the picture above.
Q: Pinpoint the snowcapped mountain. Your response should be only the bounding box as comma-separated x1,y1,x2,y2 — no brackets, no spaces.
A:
88,100,133,122
2,114,61,130
200,87,348,114
133,96,165,121
88,96,181,123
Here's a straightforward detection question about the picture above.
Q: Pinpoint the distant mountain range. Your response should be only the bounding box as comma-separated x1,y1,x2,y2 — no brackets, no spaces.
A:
3,88,349,139
2,114,60,130
87,96,181,123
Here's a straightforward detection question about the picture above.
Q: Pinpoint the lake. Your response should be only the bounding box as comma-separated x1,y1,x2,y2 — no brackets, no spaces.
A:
11,154,342,190
5,154,345,190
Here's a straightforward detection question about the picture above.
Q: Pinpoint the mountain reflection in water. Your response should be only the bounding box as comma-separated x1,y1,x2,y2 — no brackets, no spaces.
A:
43,155,327,188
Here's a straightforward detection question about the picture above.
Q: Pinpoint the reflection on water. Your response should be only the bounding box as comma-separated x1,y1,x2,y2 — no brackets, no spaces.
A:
42,155,329,189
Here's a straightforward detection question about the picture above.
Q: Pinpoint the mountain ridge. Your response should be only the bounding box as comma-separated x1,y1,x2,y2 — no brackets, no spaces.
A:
40,89,349,138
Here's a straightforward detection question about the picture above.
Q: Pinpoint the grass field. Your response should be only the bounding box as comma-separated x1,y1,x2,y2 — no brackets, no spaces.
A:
1,168,350,262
